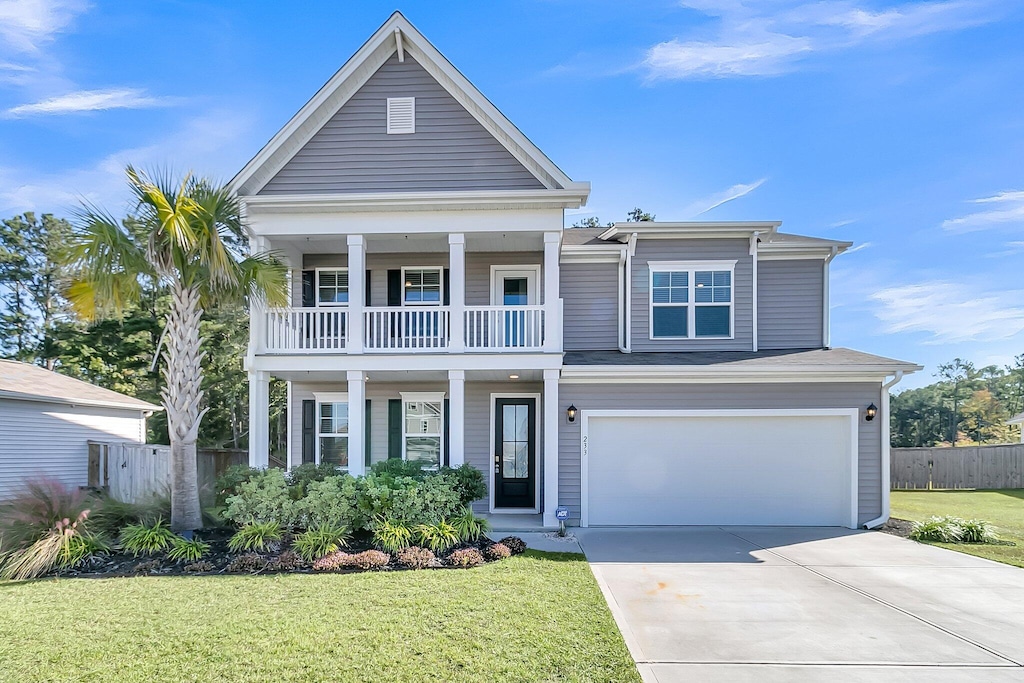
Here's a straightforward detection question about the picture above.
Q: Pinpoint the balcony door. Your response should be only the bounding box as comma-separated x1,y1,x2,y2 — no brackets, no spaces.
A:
491,266,539,348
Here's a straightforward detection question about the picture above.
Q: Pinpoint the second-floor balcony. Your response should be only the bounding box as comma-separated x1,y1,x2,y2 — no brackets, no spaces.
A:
258,303,558,354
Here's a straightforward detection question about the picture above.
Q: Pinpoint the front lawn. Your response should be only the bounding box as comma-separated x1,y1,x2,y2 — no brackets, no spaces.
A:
890,489,1024,568
0,550,640,683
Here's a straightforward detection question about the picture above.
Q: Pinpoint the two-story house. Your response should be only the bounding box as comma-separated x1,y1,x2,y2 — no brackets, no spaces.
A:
232,13,919,530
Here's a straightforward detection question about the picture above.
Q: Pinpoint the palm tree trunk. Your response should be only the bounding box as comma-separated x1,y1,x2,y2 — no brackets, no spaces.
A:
162,283,206,532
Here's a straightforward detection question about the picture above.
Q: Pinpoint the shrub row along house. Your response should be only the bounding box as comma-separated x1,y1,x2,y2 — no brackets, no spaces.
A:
235,13,920,530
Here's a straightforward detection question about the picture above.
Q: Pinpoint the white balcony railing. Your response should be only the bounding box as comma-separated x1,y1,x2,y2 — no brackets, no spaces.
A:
364,307,449,351
263,308,347,352
464,306,545,350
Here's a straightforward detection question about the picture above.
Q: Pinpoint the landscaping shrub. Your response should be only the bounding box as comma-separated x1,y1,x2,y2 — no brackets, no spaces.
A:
958,518,999,543
350,550,390,570
452,507,490,542
288,462,344,498
291,524,350,562
483,543,511,561
228,522,283,553
370,459,431,482
911,515,999,544
297,475,360,529
312,551,353,571
224,469,302,528
183,560,214,573
88,494,169,538
167,536,211,563
226,553,267,573
414,520,461,553
447,548,484,568
440,465,488,506
499,536,527,555
133,559,161,575
267,550,306,572
372,516,414,553
0,477,92,553
120,519,176,556
0,512,108,580
214,464,258,505
395,546,435,569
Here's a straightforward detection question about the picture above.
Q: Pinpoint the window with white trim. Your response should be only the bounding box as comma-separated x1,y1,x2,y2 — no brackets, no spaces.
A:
316,393,349,468
650,262,735,339
402,267,442,305
401,392,443,469
316,269,348,305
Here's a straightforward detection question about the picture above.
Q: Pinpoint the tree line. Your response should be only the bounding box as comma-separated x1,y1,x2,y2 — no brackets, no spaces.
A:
891,357,1024,447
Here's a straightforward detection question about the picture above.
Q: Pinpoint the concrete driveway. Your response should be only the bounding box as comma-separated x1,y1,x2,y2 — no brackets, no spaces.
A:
577,527,1024,682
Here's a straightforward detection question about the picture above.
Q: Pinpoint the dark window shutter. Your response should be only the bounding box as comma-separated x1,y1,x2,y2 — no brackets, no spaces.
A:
301,271,315,307
301,400,315,464
365,398,372,467
443,269,450,306
387,270,401,307
365,270,372,306
387,398,402,459
443,398,450,467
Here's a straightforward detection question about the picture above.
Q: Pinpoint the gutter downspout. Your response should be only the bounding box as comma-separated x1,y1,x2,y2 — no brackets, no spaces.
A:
750,232,760,352
617,248,628,353
864,370,904,529
823,245,839,349
623,233,637,353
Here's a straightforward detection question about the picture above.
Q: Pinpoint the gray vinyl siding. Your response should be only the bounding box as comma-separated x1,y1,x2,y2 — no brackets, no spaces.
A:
0,398,146,500
260,54,543,195
758,260,824,349
631,239,753,351
557,382,883,526
561,262,619,351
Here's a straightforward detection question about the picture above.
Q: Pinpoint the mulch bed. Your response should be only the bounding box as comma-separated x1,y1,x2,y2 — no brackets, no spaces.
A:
56,530,523,579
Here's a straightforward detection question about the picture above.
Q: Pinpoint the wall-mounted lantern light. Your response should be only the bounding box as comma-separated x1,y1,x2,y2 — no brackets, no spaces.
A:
865,403,877,421
566,404,577,423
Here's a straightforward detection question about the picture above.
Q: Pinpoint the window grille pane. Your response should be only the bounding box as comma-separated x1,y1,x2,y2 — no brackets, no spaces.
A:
652,306,687,337
406,437,441,467
320,437,348,467
695,306,730,337
713,271,730,287
669,286,688,303
652,272,670,288
652,287,670,303
670,271,688,287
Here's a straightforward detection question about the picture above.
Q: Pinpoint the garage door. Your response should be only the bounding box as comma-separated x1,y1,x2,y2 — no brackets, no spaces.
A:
584,411,856,527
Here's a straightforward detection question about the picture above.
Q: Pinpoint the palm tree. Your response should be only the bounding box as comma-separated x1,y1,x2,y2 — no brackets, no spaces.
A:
67,168,287,532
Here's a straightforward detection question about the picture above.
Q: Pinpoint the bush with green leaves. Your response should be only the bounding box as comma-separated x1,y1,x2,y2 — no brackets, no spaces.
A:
88,494,169,538
440,465,488,506
229,521,284,553
214,465,258,506
414,520,461,553
120,519,176,556
452,508,490,542
167,536,211,563
958,518,999,543
0,512,109,580
288,462,344,498
224,469,302,528
291,524,350,562
447,547,484,568
372,516,414,553
911,516,998,544
297,475,360,529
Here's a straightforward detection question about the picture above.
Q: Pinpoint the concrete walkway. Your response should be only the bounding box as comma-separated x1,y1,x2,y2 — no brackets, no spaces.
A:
577,527,1024,682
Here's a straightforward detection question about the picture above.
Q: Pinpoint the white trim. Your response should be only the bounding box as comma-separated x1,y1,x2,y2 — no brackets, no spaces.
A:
386,96,415,134
400,266,444,307
750,233,759,352
488,392,542,514
864,371,905,529
648,261,737,341
490,265,540,306
757,250,837,261
313,267,349,306
286,380,293,470
242,189,589,214
823,246,839,348
560,243,625,264
0,389,159,413
250,352,564,374
599,222,781,241
313,392,350,469
313,391,349,403
399,391,445,467
559,364,919,384
579,408,860,529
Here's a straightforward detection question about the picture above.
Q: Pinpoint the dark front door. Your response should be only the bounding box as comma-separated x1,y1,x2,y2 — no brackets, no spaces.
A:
494,397,536,509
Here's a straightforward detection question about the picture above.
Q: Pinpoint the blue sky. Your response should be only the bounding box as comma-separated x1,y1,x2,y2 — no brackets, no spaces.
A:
1,0,1023,387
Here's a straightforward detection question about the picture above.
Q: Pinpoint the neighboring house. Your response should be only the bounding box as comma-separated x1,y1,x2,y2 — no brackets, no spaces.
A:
232,12,920,529
1008,413,1024,443
0,359,160,500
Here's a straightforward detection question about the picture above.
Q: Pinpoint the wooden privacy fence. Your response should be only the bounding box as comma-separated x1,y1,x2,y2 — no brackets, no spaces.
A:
891,444,1024,490
88,442,249,506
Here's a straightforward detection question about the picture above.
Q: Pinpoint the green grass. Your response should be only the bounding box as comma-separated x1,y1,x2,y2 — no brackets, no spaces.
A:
0,551,639,683
890,489,1024,568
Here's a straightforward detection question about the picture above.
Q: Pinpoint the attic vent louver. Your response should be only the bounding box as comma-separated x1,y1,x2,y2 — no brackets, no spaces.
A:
386,97,415,134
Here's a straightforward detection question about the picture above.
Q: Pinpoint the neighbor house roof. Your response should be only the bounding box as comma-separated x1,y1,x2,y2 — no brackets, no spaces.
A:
1008,412,1024,426
0,359,160,412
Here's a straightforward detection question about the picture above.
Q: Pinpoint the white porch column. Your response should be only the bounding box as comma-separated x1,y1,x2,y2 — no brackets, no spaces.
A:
347,370,366,476
542,368,560,528
448,370,465,466
347,235,365,354
543,232,561,352
248,370,270,468
448,233,466,353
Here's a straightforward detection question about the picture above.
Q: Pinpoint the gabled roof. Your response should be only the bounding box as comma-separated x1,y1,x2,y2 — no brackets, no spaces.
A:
0,359,160,412
230,12,587,199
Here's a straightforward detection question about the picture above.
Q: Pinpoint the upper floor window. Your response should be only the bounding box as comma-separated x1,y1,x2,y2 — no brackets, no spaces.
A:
402,392,443,469
403,267,442,305
649,261,735,340
315,393,349,469
317,269,349,305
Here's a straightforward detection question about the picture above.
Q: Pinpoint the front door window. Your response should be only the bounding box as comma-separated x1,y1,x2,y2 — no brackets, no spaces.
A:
494,397,536,509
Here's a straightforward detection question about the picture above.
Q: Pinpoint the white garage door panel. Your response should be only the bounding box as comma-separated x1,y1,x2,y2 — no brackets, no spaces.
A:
586,413,854,527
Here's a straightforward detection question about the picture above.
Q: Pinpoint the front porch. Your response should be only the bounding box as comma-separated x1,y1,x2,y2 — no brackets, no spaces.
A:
250,368,563,527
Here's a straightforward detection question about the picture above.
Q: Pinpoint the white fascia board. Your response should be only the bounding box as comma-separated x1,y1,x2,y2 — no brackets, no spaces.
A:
599,222,781,241
758,247,847,260
242,188,589,215
250,352,564,374
559,364,921,384
0,389,162,413
560,243,625,263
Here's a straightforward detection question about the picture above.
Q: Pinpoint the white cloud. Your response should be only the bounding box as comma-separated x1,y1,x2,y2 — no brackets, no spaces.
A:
942,189,1024,233
681,177,767,216
988,241,1024,258
0,0,88,54
870,280,1024,343
828,218,857,228
5,88,175,117
643,1,1000,80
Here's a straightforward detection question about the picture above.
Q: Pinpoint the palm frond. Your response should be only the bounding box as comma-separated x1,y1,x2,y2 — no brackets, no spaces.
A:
224,252,289,309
